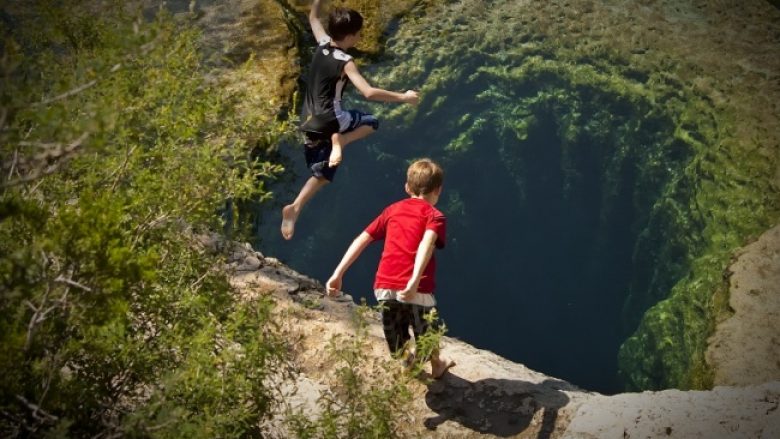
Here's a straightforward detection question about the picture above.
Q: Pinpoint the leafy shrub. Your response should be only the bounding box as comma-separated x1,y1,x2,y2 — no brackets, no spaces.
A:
0,1,292,436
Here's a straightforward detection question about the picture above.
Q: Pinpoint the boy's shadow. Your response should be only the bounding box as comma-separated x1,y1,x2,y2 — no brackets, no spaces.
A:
424,373,572,438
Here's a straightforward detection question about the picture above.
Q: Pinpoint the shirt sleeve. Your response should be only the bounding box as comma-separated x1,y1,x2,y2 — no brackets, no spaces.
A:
426,212,446,249
364,210,387,241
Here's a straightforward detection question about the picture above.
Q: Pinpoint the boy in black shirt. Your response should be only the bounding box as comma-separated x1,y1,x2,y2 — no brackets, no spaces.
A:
281,0,419,240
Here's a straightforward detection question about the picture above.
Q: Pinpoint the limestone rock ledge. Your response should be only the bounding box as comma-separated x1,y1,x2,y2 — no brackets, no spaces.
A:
708,223,780,387
219,238,780,439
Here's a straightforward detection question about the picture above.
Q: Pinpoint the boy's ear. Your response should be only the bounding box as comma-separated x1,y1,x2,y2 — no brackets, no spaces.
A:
404,183,413,196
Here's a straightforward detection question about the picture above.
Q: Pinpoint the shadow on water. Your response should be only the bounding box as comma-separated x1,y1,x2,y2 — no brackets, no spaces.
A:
424,374,571,438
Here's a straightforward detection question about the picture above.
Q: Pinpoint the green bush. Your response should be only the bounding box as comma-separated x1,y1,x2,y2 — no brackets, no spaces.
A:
0,1,292,436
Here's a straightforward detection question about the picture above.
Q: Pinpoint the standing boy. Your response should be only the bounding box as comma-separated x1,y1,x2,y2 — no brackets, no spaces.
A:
281,0,420,240
326,159,455,378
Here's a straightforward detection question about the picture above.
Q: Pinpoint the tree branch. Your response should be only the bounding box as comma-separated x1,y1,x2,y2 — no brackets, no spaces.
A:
15,394,58,423
109,145,137,191
34,80,97,107
6,149,18,181
24,285,50,352
2,132,90,188
54,275,93,292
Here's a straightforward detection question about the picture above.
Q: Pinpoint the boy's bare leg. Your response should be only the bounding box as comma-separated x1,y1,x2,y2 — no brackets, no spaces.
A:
429,349,455,379
281,176,329,240
329,125,376,167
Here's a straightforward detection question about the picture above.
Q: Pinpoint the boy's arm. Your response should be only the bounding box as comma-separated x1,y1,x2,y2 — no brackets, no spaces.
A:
309,0,329,43
398,229,438,301
326,231,374,296
344,61,419,105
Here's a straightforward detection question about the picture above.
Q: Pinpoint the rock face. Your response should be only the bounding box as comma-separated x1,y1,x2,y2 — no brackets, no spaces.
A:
707,224,780,386
225,241,780,438
565,383,780,439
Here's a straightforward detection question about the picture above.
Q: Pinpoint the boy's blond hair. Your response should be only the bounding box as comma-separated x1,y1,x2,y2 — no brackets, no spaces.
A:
406,158,444,195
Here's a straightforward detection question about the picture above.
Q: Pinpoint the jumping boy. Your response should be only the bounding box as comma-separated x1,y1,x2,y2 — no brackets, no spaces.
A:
281,0,420,240
326,159,455,378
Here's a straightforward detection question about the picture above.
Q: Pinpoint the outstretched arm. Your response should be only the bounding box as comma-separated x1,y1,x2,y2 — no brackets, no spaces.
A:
344,61,419,105
309,0,329,42
326,231,374,296
398,229,438,301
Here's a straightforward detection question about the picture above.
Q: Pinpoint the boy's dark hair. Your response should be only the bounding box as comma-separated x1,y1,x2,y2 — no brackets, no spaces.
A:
328,7,363,41
407,158,444,196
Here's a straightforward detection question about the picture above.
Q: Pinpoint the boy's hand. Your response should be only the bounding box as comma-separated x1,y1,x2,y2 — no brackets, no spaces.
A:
403,90,420,106
398,277,419,302
398,288,416,302
326,275,342,297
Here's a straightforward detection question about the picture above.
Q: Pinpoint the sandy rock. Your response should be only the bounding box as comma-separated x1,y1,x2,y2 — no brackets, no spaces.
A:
707,224,780,386
234,254,262,271
564,382,780,439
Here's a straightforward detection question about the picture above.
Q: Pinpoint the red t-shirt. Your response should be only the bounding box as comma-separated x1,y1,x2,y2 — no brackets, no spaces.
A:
364,198,446,293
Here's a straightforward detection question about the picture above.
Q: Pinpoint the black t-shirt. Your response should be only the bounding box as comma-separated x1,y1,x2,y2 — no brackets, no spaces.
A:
300,39,353,137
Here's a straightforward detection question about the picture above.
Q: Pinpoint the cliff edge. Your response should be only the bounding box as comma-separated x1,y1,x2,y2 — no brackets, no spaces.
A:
220,238,779,439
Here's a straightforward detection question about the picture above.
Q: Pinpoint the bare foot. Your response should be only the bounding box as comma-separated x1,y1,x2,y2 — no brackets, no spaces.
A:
431,357,456,379
281,204,298,240
329,136,343,167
